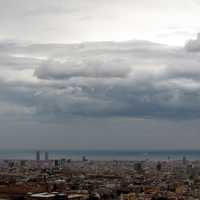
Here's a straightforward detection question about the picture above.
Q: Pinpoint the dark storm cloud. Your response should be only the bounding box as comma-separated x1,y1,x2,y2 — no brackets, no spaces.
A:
1,36,200,120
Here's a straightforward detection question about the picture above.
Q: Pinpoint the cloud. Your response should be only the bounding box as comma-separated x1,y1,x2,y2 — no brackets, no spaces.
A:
185,33,200,52
1,36,200,120
35,59,131,79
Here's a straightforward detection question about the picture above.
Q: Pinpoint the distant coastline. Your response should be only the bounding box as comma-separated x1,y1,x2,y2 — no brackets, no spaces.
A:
0,149,200,161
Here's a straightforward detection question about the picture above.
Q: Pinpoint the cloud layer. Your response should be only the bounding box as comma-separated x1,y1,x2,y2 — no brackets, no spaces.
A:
1,35,200,120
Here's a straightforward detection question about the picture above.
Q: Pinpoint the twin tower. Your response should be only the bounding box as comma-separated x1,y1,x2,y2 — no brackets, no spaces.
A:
36,151,49,161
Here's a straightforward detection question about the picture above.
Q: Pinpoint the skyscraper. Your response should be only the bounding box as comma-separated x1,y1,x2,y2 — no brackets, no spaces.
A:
36,151,40,161
45,151,49,161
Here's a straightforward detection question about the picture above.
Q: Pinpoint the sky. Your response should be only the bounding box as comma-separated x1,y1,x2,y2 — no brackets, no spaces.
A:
1,0,200,150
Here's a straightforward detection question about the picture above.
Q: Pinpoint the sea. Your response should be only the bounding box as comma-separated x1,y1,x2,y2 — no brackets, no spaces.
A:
0,149,200,161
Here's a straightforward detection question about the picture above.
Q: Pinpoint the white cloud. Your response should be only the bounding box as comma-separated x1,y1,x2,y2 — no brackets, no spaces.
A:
0,0,200,45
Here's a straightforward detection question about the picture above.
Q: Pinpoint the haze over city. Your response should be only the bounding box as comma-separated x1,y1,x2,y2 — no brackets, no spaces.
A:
1,0,200,150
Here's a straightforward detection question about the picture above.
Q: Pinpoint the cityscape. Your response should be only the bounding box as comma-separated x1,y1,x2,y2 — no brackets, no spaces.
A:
1,0,200,200
0,151,200,200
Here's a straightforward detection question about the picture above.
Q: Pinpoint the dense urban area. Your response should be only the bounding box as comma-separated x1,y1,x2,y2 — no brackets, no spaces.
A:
0,152,200,200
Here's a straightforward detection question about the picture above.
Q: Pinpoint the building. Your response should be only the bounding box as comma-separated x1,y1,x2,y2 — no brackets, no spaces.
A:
45,152,49,161
36,151,40,161
27,192,66,200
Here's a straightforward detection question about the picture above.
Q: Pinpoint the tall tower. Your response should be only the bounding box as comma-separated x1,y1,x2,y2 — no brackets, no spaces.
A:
182,155,187,165
36,151,40,161
45,151,49,161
